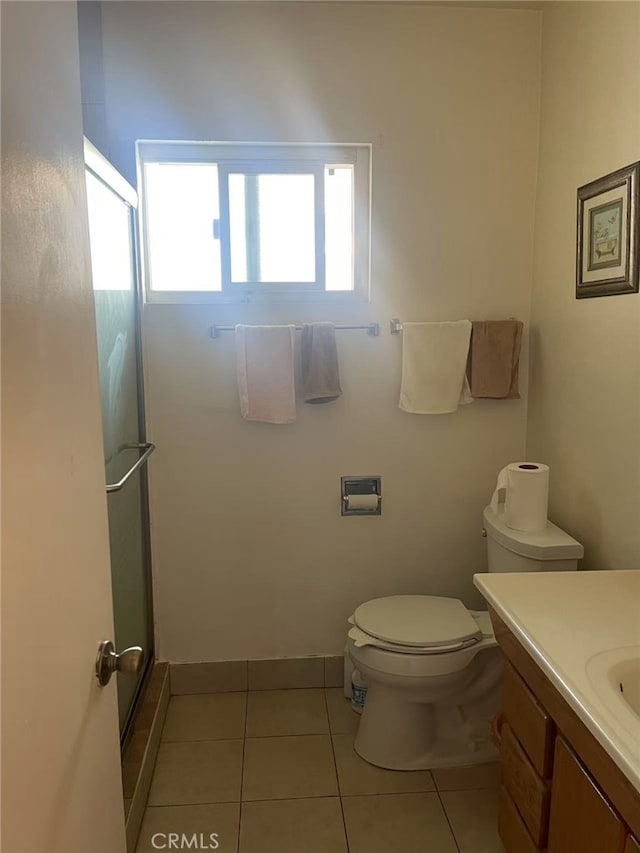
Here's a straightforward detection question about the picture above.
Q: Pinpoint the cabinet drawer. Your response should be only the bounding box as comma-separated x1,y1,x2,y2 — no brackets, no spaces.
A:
501,721,551,847
503,661,554,777
498,786,542,853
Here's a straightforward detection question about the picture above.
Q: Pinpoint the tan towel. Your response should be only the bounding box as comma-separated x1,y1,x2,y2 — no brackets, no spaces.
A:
468,320,524,399
236,325,296,423
301,323,342,404
399,320,474,414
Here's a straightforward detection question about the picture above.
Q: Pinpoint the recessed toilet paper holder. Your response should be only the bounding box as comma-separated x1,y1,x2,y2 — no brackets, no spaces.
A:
341,476,382,516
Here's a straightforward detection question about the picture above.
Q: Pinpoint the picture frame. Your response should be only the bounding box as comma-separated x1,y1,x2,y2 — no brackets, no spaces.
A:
576,161,639,298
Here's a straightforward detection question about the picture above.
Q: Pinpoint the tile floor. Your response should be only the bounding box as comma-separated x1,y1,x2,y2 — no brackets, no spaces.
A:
136,688,505,853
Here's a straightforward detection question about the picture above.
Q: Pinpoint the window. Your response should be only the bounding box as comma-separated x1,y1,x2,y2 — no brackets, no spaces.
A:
85,170,135,292
137,142,371,301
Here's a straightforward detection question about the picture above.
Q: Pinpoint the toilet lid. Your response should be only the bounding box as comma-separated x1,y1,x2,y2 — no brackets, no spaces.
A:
353,595,482,649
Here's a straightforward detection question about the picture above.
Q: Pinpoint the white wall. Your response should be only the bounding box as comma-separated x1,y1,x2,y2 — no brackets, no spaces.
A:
78,1,109,159
526,2,640,571
99,2,542,661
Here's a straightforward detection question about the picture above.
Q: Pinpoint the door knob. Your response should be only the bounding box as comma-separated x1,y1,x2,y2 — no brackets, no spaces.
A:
95,639,145,686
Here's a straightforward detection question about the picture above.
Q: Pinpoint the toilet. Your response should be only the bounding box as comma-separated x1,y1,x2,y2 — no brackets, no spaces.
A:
347,505,584,771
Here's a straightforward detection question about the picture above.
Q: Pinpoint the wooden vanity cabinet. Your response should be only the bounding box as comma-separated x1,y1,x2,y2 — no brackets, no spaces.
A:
491,610,640,853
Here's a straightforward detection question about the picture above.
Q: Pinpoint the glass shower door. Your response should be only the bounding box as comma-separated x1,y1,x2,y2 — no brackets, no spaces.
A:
84,143,154,737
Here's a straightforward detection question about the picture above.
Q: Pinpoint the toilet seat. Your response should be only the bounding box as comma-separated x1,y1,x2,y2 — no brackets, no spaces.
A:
349,595,483,655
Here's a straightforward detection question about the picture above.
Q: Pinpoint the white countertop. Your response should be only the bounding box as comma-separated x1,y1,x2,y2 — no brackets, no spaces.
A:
473,569,640,792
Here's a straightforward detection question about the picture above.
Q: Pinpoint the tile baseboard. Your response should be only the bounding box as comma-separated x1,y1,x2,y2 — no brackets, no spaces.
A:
170,660,248,695
324,656,344,688
169,656,345,694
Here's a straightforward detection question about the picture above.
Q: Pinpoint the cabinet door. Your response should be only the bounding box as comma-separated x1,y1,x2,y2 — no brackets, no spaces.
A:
626,836,640,853
548,738,626,853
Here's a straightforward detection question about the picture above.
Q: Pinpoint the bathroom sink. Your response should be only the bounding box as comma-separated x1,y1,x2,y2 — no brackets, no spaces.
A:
586,646,640,738
604,655,640,717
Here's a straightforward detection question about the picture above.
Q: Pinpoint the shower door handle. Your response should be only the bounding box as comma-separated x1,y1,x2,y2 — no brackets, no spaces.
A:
95,640,145,686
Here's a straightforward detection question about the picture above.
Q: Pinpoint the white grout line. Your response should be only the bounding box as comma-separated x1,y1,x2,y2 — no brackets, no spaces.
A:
237,692,249,853
323,688,352,853
435,788,463,853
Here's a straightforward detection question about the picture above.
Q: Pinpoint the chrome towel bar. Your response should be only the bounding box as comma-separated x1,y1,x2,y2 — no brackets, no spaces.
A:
209,322,380,338
391,317,518,334
106,442,156,494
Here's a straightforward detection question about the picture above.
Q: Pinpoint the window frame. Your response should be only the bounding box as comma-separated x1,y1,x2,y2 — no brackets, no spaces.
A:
136,140,371,304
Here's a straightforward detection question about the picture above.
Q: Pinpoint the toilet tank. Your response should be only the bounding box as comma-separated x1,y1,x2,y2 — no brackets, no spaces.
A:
483,506,584,573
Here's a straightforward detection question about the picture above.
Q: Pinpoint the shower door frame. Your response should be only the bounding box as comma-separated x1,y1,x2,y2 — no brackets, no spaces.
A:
84,139,155,748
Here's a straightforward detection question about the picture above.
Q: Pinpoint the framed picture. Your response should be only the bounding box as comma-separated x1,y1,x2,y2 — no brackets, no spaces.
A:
576,161,639,298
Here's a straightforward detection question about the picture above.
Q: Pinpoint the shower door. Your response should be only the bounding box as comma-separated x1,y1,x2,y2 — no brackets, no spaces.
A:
84,140,155,739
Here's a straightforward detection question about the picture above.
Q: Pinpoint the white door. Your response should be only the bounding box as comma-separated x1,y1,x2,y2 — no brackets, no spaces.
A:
1,3,126,852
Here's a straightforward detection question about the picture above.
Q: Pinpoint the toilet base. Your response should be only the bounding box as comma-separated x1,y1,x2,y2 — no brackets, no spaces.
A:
352,648,503,771
354,703,499,771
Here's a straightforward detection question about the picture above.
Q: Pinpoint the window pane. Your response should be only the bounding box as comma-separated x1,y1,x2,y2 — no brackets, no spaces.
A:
86,172,134,292
228,174,247,283
144,163,221,291
229,172,316,284
325,165,354,292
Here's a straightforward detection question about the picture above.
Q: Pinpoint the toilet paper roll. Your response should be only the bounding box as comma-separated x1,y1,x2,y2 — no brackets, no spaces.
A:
345,493,380,512
489,462,549,532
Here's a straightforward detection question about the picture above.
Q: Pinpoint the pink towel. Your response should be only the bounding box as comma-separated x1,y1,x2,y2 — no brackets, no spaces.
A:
235,325,296,424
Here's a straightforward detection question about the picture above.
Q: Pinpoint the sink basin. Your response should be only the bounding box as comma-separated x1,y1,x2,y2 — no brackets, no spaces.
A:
586,646,640,738
610,656,640,717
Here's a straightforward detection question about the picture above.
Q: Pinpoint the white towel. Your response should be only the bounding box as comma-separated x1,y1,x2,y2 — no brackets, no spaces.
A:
399,320,474,414
236,325,296,424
